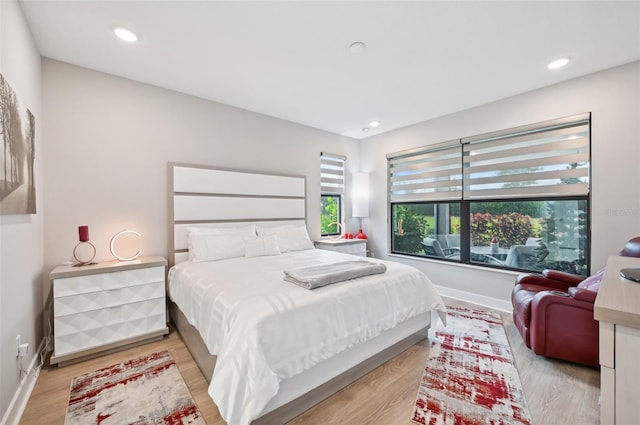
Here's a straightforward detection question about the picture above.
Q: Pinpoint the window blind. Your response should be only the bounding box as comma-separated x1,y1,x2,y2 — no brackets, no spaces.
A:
387,140,462,202
462,113,590,200
320,152,346,195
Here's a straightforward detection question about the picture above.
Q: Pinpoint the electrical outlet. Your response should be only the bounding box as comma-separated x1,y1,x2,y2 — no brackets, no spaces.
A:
18,343,29,358
16,335,20,357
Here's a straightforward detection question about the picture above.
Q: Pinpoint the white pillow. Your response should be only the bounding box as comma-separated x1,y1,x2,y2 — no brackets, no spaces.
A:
189,233,246,262
257,224,314,253
244,235,281,258
187,225,255,261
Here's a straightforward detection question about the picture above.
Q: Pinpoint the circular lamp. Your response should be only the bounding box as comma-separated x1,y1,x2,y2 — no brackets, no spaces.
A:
110,230,142,261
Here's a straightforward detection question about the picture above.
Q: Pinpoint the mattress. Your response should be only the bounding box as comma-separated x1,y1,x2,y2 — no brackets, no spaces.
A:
168,248,446,425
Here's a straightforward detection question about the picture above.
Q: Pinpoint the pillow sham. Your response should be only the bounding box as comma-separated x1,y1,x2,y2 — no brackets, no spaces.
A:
257,224,314,253
244,235,281,258
189,233,247,262
187,225,256,261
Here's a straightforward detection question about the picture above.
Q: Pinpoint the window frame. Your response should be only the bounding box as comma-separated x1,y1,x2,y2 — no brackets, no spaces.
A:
387,114,591,275
321,194,343,236
320,152,346,236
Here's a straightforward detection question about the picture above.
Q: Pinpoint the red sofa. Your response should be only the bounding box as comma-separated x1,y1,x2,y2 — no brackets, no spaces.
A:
511,237,640,367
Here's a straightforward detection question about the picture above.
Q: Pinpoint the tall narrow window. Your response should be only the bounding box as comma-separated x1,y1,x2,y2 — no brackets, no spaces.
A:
320,152,345,236
387,113,591,275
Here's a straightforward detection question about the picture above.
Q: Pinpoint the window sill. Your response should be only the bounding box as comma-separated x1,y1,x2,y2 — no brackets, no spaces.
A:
387,252,522,276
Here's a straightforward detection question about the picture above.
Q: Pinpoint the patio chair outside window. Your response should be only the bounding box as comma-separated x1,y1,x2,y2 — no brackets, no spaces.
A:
422,237,459,258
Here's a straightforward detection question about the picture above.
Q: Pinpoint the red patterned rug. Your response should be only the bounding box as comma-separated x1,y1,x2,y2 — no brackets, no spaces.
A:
411,306,532,425
64,350,205,425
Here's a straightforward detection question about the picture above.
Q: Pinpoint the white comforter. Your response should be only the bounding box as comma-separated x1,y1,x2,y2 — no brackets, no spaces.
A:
168,249,446,425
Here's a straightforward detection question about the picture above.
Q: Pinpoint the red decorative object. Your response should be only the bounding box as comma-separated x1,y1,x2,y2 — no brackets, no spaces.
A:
78,225,89,242
412,306,532,425
65,350,205,424
343,232,354,239
355,229,367,239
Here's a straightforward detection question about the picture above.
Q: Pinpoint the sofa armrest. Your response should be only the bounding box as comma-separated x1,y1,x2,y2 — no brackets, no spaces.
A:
515,273,575,291
542,270,585,285
568,287,598,303
531,290,595,320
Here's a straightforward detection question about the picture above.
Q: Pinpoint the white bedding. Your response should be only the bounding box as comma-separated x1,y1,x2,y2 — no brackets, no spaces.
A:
168,248,446,425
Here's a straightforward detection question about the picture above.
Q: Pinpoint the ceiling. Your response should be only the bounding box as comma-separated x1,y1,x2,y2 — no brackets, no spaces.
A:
18,1,640,140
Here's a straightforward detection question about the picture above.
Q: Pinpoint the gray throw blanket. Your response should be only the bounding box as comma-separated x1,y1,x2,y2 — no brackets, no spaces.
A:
283,260,387,290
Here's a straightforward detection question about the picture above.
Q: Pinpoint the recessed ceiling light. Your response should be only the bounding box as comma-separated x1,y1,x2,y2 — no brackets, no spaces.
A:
362,127,370,132
547,57,570,70
114,27,138,43
350,41,366,54
369,121,381,128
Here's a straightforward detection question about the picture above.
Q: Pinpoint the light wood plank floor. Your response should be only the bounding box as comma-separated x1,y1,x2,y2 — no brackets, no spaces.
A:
20,298,599,425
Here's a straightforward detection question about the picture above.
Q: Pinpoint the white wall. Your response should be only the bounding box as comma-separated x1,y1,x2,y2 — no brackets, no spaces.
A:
0,0,43,419
42,59,360,301
360,61,640,307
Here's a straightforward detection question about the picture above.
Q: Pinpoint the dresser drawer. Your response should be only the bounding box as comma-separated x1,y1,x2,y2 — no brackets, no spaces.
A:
53,266,164,297
314,240,367,257
341,243,367,256
54,297,165,337
54,281,165,317
54,298,166,356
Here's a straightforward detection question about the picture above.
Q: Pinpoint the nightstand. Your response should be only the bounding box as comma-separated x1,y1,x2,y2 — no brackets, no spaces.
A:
314,239,367,257
49,256,169,366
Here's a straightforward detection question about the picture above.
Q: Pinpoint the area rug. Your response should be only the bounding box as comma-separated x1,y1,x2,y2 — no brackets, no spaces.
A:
64,350,205,425
411,306,532,425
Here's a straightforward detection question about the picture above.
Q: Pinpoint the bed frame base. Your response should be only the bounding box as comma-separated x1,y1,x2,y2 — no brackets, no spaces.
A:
253,325,428,425
169,302,428,424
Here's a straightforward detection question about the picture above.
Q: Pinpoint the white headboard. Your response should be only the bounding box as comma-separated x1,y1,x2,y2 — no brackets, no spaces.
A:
168,162,307,266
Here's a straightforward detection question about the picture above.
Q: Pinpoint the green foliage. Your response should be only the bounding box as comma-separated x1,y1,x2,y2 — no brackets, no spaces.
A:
392,204,432,253
470,212,535,246
321,195,340,234
472,201,543,217
450,216,460,234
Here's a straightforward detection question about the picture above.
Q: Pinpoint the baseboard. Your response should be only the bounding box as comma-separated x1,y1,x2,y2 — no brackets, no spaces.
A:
435,285,513,313
0,338,46,425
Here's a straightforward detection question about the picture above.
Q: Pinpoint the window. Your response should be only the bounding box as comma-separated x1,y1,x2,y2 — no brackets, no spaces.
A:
320,152,345,236
321,195,342,235
388,113,590,275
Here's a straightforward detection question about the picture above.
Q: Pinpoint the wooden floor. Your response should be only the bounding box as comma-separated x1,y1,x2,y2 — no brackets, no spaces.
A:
20,297,600,425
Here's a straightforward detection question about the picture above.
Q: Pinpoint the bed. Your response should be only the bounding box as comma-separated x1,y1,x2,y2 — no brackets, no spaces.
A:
167,163,446,425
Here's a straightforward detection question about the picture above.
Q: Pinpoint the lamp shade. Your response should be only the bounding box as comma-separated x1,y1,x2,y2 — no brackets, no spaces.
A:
352,172,369,218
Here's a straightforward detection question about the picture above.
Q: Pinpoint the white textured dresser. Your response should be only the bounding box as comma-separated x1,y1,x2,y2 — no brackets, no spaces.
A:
50,256,169,366
314,239,367,257
594,255,640,425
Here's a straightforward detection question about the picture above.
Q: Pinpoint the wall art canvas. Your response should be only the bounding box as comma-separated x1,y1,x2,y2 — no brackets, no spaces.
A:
0,73,36,214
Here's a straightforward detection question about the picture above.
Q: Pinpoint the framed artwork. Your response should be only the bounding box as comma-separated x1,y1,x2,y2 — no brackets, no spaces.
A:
0,73,36,214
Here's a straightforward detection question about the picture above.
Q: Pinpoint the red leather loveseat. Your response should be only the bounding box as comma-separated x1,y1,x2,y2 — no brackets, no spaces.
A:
511,237,640,367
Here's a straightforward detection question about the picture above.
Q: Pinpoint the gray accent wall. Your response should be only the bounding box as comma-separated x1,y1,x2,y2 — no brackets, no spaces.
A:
0,0,44,419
